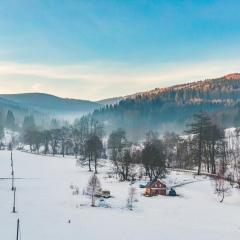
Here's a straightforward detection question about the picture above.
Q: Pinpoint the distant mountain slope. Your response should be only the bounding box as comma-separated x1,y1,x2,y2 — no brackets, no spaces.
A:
0,93,102,114
0,96,45,125
92,73,240,139
0,97,28,112
127,73,240,103
97,97,123,106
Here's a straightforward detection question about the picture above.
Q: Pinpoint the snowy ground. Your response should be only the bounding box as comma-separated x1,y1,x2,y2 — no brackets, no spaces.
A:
0,150,239,240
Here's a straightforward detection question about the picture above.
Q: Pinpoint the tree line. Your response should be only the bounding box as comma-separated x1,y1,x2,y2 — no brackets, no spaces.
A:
107,112,240,186
6,109,239,187
163,112,240,187
19,114,168,181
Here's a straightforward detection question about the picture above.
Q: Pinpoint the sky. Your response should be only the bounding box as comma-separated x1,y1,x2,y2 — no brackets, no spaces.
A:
0,0,240,100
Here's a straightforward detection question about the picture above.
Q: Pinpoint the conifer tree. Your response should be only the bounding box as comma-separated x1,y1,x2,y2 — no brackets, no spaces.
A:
185,112,212,174
6,110,15,130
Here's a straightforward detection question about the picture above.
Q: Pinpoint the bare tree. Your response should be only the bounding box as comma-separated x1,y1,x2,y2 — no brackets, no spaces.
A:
163,132,179,168
49,129,60,155
73,116,104,160
73,116,90,157
59,127,70,157
119,149,134,181
215,139,230,202
203,123,223,174
176,137,194,169
42,130,51,154
85,173,102,207
127,186,137,210
142,139,166,180
227,128,240,186
108,129,132,180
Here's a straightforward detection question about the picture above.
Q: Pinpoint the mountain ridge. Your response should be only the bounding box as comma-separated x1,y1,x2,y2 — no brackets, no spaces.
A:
92,73,240,139
0,92,102,119
126,73,240,100
1,73,240,131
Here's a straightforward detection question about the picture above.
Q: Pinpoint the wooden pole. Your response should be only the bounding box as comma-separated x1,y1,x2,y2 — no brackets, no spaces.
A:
11,150,13,167
12,187,16,213
16,218,19,240
11,170,14,191
11,150,15,191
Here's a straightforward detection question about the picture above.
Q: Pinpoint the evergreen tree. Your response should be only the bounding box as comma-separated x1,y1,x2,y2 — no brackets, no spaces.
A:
0,120,4,149
22,115,36,132
5,110,15,130
0,111,4,145
84,134,103,173
185,112,212,175
50,118,60,129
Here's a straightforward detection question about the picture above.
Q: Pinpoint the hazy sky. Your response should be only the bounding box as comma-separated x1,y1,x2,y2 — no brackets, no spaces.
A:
0,0,240,100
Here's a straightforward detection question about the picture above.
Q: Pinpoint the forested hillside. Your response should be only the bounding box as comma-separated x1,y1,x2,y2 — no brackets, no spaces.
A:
0,96,46,126
92,74,240,139
0,92,102,126
0,93,101,114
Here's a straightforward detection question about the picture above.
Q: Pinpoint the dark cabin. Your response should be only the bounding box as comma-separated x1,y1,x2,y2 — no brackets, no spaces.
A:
144,178,167,196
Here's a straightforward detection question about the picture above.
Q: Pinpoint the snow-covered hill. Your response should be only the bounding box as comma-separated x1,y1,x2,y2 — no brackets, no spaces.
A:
0,151,239,240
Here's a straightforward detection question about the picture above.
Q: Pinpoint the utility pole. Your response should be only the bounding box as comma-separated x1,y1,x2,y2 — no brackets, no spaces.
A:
16,218,20,240
11,150,14,174
11,149,15,191
12,187,16,213
11,165,15,191
11,172,14,191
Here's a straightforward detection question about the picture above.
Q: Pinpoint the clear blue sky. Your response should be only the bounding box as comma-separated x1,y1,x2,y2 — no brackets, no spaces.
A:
0,0,240,100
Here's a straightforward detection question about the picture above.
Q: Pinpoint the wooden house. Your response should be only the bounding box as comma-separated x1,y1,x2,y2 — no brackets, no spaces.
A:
101,190,111,198
144,178,167,196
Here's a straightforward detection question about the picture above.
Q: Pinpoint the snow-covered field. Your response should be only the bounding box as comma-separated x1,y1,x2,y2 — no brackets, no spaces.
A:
0,150,239,240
